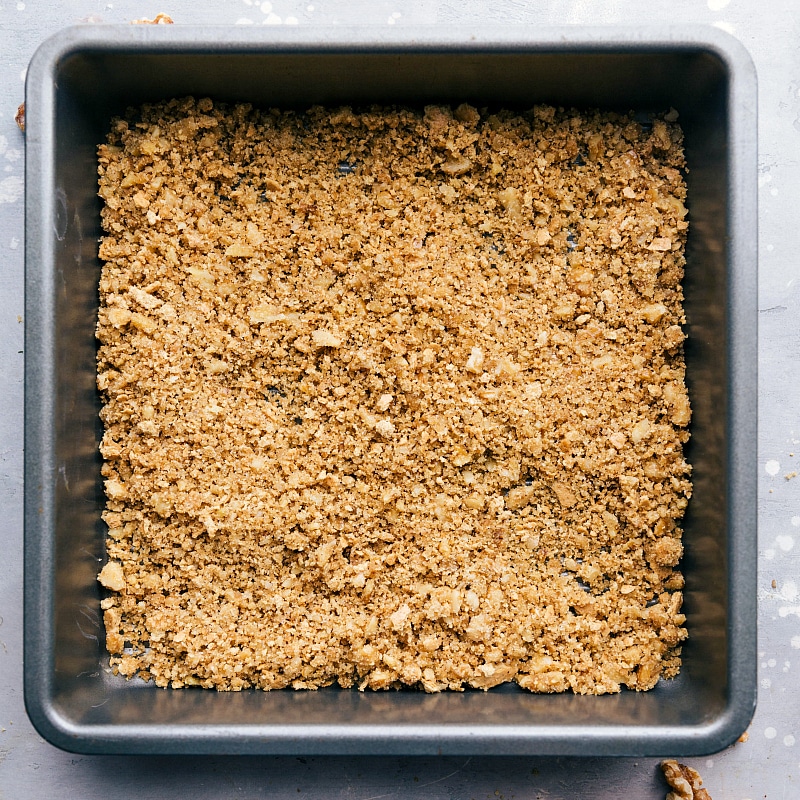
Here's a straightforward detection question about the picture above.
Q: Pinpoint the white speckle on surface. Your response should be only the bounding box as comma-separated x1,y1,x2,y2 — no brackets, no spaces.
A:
707,0,731,9
765,548,776,560
777,535,795,552
765,726,777,739
235,17,254,23
307,4,314,10
16,1,25,9
768,658,777,668
785,735,796,746
758,173,772,188
791,636,800,649
388,16,395,23
766,459,781,476
0,175,23,204
761,677,772,689
4,147,21,163
767,243,774,251
792,516,800,527
260,1,272,12
285,15,298,23
20,67,27,82
263,12,281,23
705,759,714,769
771,186,779,196
9,237,19,249
781,581,798,602
242,0,252,5
779,605,800,619
712,20,735,34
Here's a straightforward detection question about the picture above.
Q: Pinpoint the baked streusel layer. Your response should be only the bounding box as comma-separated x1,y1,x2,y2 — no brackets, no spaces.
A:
96,99,691,693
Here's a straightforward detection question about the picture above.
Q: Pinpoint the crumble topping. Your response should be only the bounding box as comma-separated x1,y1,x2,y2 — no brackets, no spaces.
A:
96,98,691,692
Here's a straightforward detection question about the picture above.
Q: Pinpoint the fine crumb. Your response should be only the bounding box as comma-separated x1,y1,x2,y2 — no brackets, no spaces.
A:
785,471,797,480
15,102,25,132
661,760,712,800
96,99,691,693
738,731,749,743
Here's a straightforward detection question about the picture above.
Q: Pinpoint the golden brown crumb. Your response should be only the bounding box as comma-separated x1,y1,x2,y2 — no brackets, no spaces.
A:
15,102,24,132
97,561,126,591
130,13,174,24
661,760,712,800
96,99,691,693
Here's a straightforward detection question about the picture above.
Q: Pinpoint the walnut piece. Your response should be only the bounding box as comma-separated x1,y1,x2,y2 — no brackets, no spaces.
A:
661,760,713,800
97,561,126,592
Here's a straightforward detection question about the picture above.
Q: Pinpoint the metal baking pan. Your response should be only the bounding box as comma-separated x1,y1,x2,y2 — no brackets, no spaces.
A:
23,24,757,756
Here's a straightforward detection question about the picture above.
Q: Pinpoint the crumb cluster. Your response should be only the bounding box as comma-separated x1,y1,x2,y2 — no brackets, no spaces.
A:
96,98,691,693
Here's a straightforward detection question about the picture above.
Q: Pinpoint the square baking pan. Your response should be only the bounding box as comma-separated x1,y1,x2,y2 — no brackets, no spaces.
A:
23,24,757,756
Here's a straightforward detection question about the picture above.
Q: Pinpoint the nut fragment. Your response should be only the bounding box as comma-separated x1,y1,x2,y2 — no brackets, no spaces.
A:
311,328,342,348
131,13,174,24
225,243,255,258
98,561,126,592
641,303,668,323
464,346,484,374
660,760,712,800
498,187,523,221
647,237,672,252
441,155,472,176
505,485,536,510
376,393,393,412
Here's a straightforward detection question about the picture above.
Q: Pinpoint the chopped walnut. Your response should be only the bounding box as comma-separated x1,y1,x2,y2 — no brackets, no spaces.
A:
661,760,713,800
96,101,690,693
465,346,485,374
311,328,342,348
97,561,125,592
